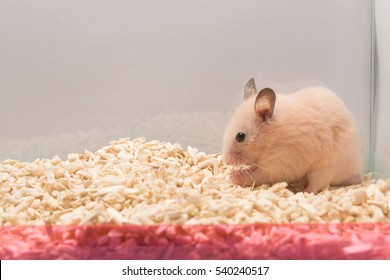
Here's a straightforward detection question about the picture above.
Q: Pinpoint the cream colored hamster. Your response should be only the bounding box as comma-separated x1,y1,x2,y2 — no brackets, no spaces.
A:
222,78,363,193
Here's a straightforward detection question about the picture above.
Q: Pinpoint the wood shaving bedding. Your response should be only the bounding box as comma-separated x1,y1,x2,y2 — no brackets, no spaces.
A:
0,137,389,226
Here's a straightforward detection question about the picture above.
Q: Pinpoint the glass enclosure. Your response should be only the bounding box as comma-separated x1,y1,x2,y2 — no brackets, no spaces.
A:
0,0,374,173
2,0,390,261
374,0,390,177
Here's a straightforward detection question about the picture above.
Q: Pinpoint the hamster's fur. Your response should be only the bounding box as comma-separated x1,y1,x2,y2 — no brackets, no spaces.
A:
222,78,363,193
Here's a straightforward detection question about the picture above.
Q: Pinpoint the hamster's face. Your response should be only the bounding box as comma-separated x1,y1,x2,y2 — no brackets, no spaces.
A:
222,98,269,186
222,96,263,166
222,79,276,185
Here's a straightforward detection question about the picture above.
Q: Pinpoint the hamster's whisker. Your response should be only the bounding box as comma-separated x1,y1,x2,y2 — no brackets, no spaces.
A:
243,168,256,183
245,168,257,181
231,158,256,182
243,158,273,175
244,164,257,176
268,154,283,163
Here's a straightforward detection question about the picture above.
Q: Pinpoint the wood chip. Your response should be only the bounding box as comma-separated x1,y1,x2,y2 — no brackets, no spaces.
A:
0,137,389,226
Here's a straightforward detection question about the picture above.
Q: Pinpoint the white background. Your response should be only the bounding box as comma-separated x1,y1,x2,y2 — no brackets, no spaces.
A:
0,0,372,169
2,260,390,280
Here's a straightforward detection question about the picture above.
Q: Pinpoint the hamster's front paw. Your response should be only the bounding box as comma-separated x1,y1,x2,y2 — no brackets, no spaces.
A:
229,170,253,186
230,171,244,185
304,185,320,194
305,170,332,194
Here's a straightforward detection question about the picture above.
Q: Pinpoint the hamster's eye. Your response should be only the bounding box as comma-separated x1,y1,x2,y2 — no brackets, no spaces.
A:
236,132,246,143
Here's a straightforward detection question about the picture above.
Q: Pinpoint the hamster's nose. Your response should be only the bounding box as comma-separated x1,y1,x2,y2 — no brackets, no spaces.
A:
223,150,242,166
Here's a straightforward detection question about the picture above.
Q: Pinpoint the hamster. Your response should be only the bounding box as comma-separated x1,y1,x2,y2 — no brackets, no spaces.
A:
222,77,363,193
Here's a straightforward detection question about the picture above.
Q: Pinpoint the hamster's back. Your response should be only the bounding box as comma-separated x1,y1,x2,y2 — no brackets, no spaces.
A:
276,86,362,187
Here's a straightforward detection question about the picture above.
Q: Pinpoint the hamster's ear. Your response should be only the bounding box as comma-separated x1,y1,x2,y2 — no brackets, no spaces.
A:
255,88,276,121
243,77,257,100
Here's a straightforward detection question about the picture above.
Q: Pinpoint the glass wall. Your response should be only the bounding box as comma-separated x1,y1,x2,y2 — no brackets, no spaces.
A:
374,0,390,177
0,0,372,173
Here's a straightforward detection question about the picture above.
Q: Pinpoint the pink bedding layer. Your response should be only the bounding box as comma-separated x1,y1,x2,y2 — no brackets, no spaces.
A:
1,223,389,260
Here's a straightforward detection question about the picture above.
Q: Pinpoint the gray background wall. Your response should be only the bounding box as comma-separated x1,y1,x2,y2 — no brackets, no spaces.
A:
0,0,372,171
